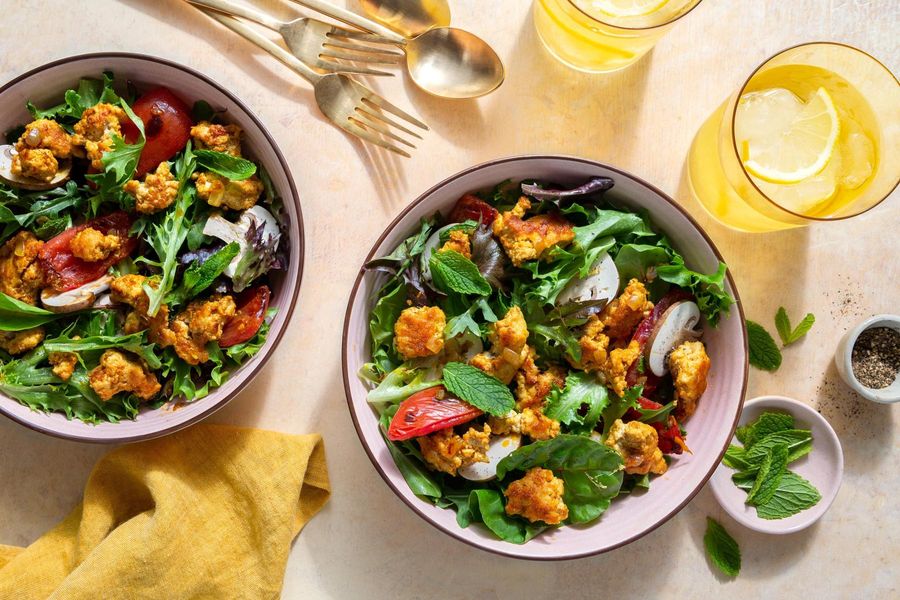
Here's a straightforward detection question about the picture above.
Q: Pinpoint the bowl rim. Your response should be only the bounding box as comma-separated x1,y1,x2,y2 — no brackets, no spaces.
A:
835,314,900,403
709,394,844,534
341,154,748,560
0,52,305,443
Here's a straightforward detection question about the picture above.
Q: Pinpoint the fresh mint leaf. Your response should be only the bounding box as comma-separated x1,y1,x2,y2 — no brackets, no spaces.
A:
735,471,822,520
746,320,782,371
167,242,240,306
429,250,491,296
195,149,257,181
441,361,514,417
722,444,750,470
704,518,741,577
0,292,67,331
496,434,623,479
544,371,608,434
745,443,788,506
736,411,794,448
775,307,816,347
744,429,812,466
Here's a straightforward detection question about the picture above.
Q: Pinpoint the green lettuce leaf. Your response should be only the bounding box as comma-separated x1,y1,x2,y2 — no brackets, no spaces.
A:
544,371,608,434
26,72,120,124
466,488,545,544
194,149,257,180
496,434,623,479
0,292,67,331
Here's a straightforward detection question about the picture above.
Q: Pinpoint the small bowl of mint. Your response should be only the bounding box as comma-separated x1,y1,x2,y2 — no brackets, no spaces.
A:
834,314,900,404
709,395,843,534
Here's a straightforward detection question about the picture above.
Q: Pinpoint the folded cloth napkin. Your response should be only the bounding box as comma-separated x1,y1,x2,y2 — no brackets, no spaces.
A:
0,424,330,600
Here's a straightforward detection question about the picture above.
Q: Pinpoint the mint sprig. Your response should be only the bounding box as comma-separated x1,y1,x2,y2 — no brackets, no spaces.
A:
745,443,788,506
775,307,815,347
429,250,491,296
704,518,741,577
746,320,782,371
441,361,514,416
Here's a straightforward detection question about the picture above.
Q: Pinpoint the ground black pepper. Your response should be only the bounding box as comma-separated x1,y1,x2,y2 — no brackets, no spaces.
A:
850,327,900,389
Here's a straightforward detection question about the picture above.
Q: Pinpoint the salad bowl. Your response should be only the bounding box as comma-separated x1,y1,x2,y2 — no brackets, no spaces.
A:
0,53,304,443
342,156,748,560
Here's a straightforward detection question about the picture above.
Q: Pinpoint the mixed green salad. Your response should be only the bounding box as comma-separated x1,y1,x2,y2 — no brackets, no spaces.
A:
0,72,286,423
361,178,734,543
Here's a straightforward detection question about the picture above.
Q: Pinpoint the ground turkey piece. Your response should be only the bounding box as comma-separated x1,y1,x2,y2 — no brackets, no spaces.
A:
194,172,263,211
571,315,610,372
49,351,78,381
124,161,179,214
12,148,58,182
69,227,122,262
190,121,244,156
469,306,529,384
417,424,491,476
605,419,667,475
110,275,174,346
10,119,72,181
600,340,642,398
492,197,574,267
169,295,237,365
0,328,44,355
88,350,161,401
71,103,128,170
393,306,446,360
503,467,569,525
668,340,711,419
515,347,565,410
439,229,472,259
599,278,653,341
488,407,560,441
0,231,45,304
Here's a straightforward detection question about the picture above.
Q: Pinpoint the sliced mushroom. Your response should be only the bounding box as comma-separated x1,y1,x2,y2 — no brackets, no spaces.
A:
459,432,522,482
443,331,484,363
41,275,113,313
92,293,117,309
202,205,280,279
556,251,619,306
645,300,702,377
0,144,71,191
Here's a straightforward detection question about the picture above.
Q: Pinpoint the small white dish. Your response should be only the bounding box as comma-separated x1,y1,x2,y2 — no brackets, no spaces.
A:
834,314,900,404
709,395,843,535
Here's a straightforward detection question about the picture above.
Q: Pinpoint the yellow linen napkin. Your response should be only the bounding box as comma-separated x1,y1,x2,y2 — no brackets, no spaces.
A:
0,424,330,600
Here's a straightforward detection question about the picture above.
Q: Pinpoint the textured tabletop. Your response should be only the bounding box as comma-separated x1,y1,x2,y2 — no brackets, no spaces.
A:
0,1,897,598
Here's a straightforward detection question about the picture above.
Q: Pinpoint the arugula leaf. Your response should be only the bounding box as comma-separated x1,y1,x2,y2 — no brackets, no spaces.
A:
26,72,120,124
0,292,67,331
429,250,491,296
99,98,145,185
366,365,441,406
745,443,788,506
194,149,257,181
614,243,670,296
600,385,642,437
746,320,782,371
734,471,822,520
466,489,544,543
735,411,794,448
544,371,608,434
775,307,816,347
0,181,86,244
167,242,240,306
704,518,741,577
441,362,514,417
496,434,623,479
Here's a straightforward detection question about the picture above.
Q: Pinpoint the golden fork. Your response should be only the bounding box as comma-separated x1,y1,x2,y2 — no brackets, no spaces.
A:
187,0,404,77
195,9,427,157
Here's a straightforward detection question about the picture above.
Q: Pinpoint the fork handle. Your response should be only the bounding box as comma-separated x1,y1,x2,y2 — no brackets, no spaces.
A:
186,0,283,31
289,0,406,44
199,9,323,84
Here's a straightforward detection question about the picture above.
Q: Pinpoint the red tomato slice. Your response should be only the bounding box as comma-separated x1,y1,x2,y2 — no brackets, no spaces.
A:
448,194,499,225
219,285,271,348
653,416,689,455
624,396,664,421
387,386,482,441
39,212,136,292
122,87,192,178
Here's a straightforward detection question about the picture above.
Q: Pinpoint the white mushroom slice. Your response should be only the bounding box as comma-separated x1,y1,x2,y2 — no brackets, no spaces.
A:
556,252,619,306
645,300,702,377
202,205,281,278
92,293,116,309
459,433,522,482
0,144,71,191
41,275,113,313
590,431,604,443
420,223,468,282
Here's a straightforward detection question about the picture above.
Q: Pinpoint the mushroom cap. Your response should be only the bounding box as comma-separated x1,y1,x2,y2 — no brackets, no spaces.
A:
556,251,619,306
41,275,113,313
459,432,522,482
645,300,702,377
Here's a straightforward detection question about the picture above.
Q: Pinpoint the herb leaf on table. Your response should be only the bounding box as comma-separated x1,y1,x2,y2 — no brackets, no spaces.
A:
704,517,741,577
746,320,782,371
775,307,816,347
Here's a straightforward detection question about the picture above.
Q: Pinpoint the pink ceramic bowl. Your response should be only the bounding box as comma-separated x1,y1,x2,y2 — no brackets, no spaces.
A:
342,156,748,560
0,53,303,443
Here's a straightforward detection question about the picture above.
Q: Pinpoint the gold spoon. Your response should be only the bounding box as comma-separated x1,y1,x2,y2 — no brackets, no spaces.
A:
358,0,450,38
291,0,504,99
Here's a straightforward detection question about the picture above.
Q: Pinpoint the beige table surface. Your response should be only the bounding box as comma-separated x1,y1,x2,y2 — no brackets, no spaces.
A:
1,0,898,598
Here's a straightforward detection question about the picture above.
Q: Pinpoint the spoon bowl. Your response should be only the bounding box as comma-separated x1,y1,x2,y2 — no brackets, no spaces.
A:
359,0,450,37
406,27,505,98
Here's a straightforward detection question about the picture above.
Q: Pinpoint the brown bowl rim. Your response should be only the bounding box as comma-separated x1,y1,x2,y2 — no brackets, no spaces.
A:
0,52,304,444
341,155,748,560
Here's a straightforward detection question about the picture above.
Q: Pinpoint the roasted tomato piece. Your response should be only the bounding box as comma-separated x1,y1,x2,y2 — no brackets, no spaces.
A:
39,211,136,292
387,386,482,441
219,285,271,348
654,416,690,455
122,87,192,178
624,396,664,421
448,194,498,225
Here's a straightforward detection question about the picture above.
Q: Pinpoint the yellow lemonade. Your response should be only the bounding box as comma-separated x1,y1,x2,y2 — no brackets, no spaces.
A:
688,59,892,232
534,0,702,73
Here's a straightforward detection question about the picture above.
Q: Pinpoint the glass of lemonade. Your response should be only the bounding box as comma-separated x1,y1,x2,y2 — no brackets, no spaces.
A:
688,43,900,232
533,0,704,73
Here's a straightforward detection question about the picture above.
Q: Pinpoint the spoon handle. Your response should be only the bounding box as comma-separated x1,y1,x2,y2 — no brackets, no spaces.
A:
198,9,323,84
289,0,406,44
186,0,284,31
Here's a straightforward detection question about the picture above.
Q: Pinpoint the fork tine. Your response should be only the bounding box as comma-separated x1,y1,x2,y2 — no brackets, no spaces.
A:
360,96,428,131
351,111,416,148
319,49,403,65
355,106,423,140
317,60,394,77
322,39,404,59
326,29,398,46
343,120,411,158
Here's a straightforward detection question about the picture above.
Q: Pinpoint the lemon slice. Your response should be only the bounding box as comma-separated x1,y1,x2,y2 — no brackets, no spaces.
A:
741,87,841,184
588,0,672,18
